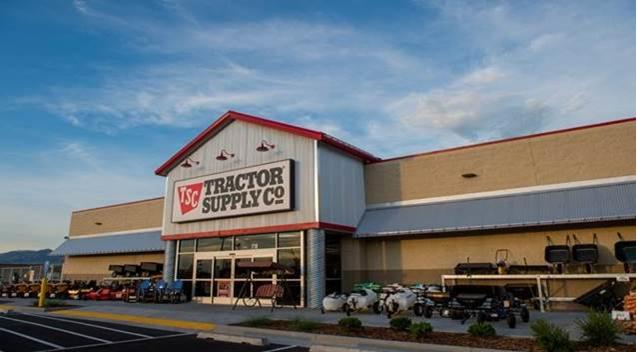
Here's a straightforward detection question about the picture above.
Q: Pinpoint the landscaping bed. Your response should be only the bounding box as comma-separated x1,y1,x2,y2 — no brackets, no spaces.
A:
237,318,636,352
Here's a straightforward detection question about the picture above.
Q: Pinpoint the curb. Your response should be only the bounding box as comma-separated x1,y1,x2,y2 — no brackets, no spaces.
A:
310,344,361,352
211,325,505,352
197,332,267,346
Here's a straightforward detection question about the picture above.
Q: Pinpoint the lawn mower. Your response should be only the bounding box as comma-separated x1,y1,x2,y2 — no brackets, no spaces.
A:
446,285,529,328
420,285,451,318
85,285,113,300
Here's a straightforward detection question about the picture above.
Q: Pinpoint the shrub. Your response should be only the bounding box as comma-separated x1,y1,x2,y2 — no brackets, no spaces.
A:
338,317,362,331
468,322,496,337
530,319,573,352
240,316,272,327
389,317,412,331
576,310,621,347
290,317,319,332
409,322,433,339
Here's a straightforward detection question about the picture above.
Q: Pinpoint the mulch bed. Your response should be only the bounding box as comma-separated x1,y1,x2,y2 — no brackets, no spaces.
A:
239,320,636,352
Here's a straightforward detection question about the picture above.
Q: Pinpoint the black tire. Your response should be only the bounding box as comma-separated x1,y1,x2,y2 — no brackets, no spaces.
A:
477,312,487,323
345,304,352,316
507,312,516,328
521,307,530,323
341,303,349,313
424,305,434,318
372,301,381,314
413,303,425,317
320,307,325,314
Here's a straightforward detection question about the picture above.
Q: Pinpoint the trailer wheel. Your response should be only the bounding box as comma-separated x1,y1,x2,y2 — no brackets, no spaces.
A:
507,312,516,328
413,303,424,316
372,301,381,314
424,305,434,318
521,307,530,323
477,312,487,323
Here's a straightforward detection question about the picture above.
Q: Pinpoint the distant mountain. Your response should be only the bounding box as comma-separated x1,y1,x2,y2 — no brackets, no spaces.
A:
0,249,63,265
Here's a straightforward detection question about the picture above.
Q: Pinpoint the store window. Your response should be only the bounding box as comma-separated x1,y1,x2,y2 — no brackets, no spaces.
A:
234,233,275,250
278,232,300,248
179,239,195,253
177,254,194,279
197,237,232,252
277,248,301,279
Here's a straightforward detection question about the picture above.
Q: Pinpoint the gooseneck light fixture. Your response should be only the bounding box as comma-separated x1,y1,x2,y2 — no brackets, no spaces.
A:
216,149,235,161
180,157,200,168
256,140,276,152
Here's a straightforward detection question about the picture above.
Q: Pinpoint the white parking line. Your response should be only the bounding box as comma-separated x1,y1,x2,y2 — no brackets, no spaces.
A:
0,315,112,344
21,312,153,338
45,332,193,352
266,345,299,352
0,326,64,350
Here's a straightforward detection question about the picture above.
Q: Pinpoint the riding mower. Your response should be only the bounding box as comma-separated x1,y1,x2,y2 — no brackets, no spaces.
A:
446,285,529,328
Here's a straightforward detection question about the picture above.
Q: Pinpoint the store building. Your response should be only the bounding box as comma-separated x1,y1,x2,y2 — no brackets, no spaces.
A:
53,111,635,308
51,197,165,281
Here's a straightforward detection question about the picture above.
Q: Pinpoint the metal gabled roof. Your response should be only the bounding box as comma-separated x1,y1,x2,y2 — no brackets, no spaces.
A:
50,230,165,256
355,181,636,238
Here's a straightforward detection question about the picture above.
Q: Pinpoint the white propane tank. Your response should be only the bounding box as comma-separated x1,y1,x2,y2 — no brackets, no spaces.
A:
321,292,348,313
346,288,378,313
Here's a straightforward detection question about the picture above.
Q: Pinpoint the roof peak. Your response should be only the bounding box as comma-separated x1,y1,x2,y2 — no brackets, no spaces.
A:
155,110,380,176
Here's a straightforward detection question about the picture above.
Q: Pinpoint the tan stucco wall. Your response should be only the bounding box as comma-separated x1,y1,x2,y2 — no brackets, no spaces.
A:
61,252,165,281
341,224,636,297
69,198,164,236
365,120,636,204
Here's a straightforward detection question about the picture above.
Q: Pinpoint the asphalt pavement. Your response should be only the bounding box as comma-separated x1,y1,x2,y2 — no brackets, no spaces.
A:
0,312,306,352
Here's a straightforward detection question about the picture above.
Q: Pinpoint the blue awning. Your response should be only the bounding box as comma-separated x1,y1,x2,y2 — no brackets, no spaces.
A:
50,230,165,256
355,181,636,238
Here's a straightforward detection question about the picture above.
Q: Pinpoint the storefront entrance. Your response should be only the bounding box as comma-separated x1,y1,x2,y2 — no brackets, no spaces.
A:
193,249,275,304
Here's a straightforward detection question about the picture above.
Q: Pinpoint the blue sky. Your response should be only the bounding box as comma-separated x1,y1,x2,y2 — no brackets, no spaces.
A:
0,0,634,252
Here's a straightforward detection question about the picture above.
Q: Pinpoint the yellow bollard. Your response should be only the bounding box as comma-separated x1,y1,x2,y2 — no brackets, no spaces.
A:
38,277,48,308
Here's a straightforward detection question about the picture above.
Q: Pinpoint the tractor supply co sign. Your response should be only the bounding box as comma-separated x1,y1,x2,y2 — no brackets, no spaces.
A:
172,159,294,222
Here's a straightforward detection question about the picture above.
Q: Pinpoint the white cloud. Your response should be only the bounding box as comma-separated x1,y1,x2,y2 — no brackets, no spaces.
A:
19,0,637,152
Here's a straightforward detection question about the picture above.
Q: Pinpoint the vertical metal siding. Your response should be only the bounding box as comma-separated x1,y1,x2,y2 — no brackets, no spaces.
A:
162,120,316,236
317,143,366,227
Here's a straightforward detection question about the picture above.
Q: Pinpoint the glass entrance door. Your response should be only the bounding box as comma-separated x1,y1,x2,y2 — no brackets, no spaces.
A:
195,250,274,305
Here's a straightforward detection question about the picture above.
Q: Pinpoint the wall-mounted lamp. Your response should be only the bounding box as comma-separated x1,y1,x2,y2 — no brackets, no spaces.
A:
461,173,478,178
256,140,276,152
216,149,235,161
180,157,200,168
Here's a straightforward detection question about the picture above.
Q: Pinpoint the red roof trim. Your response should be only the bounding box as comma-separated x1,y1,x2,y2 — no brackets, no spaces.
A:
373,117,636,164
160,221,355,240
155,111,379,176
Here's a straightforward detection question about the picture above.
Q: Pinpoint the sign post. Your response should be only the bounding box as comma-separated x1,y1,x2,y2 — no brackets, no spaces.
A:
38,261,49,308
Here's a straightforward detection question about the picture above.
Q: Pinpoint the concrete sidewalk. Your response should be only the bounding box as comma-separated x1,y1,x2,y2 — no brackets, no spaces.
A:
5,297,585,338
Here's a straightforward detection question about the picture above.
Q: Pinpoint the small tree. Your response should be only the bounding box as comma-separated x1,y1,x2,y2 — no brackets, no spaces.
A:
576,310,621,347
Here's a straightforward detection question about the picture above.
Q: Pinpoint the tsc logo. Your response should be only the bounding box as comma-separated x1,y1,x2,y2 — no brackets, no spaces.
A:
178,182,203,215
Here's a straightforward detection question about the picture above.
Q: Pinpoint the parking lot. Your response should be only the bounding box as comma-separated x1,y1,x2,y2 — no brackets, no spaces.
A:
0,312,304,351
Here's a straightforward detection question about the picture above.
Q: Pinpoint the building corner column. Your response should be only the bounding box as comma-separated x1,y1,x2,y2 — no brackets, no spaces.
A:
163,240,176,283
306,228,325,309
